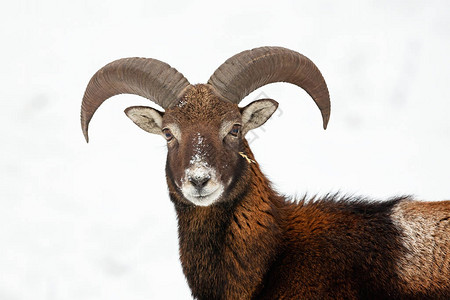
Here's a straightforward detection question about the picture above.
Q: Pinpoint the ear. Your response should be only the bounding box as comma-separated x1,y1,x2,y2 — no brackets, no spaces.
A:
124,106,164,136
240,99,278,135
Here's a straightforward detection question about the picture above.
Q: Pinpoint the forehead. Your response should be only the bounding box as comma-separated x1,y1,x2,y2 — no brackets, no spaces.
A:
163,84,240,126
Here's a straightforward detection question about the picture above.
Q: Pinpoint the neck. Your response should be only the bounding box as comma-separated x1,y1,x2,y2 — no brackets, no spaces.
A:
172,153,285,299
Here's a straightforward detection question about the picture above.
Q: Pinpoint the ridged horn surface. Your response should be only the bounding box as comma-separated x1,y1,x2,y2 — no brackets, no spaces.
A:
81,57,190,142
208,46,331,129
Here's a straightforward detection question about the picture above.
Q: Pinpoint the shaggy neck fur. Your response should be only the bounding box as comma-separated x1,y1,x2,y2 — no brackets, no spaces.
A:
166,142,449,299
169,143,284,300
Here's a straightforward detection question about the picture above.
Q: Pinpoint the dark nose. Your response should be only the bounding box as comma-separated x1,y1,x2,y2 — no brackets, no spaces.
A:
189,175,210,189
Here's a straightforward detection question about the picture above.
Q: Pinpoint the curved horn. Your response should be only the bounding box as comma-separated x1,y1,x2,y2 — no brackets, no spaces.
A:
207,47,330,129
81,57,190,142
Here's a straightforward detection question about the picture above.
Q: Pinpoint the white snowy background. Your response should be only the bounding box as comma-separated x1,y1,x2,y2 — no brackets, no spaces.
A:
1,0,449,299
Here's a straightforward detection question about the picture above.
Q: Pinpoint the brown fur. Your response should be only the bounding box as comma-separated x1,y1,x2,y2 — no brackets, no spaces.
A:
163,85,242,197
160,85,450,299
170,142,285,299
83,51,449,299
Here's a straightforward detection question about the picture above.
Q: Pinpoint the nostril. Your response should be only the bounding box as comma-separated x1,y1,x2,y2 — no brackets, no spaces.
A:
189,176,210,189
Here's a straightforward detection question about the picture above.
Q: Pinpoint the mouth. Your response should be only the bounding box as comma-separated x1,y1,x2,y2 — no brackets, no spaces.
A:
184,186,224,206
192,187,219,199
192,188,215,199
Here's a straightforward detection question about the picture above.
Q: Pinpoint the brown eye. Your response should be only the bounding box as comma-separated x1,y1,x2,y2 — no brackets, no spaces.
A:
229,124,241,137
162,128,173,141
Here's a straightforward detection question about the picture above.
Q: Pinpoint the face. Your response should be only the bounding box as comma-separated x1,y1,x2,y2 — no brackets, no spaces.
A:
162,88,244,206
125,84,278,206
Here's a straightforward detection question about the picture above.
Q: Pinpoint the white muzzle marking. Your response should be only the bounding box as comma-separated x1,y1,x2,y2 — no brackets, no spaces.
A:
181,133,225,206
181,162,224,207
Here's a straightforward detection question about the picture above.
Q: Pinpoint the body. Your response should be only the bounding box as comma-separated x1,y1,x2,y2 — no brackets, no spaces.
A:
80,47,450,299
173,145,450,299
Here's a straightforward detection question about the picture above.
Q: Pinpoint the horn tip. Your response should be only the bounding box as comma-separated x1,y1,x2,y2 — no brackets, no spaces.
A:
81,120,90,143
83,129,90,143
322,112,330,130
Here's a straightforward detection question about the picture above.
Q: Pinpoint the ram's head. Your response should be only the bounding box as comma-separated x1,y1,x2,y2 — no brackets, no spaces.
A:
81,47,330,206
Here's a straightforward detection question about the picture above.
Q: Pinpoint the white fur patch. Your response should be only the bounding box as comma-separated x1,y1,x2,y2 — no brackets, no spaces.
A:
391,201,450,292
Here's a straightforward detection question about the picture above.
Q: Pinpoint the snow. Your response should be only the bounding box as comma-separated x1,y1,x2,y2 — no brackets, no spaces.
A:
177,98,188,108
1,0,449,299
189,133,207,166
